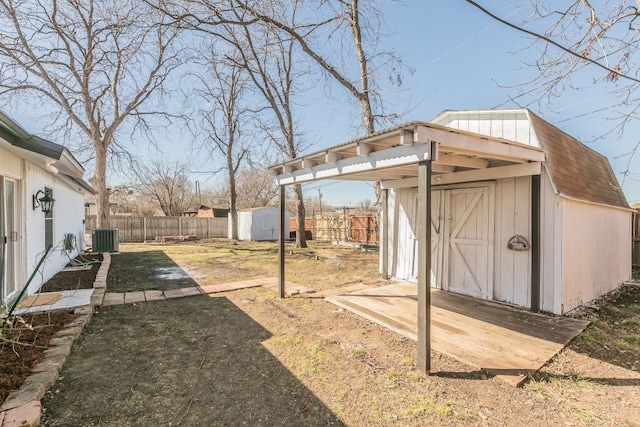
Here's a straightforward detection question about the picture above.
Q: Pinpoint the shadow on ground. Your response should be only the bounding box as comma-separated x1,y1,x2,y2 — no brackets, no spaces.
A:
107,250,199,292
41,296,344,426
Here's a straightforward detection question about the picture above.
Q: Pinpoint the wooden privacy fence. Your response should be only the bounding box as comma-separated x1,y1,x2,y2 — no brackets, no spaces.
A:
85,216,228,242
633,211,640,267
290,212,379,245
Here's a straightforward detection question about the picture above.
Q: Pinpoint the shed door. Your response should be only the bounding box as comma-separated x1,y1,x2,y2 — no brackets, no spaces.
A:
410,190,443,288
443,186,493,299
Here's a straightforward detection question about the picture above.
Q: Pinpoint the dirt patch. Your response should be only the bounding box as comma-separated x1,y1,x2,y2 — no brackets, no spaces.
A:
38,254,102,293
0,311,79,402
37,243,640,426
107,251,199,292
568,283,640,372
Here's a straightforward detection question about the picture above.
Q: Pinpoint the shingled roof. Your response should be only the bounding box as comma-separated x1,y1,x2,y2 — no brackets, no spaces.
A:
528,111,629,209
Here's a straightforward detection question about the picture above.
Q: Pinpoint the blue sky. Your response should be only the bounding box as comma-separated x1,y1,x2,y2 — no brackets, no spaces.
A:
298,2,640,206
9,2,640,207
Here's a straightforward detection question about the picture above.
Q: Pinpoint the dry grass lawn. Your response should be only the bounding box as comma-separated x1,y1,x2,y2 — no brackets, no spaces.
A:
40,240,640,426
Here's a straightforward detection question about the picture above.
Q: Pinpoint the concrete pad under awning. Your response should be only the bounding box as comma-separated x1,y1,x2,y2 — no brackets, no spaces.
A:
326,281,590,386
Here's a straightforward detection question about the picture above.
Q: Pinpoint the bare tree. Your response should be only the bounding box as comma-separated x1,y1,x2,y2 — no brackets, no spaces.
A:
133,158,197,216
235,167,279,209
0,0,183,227
178,3,311,247
235,0,411,206
236,0,409,135
189,47,254,239
208,167,279,209
464,0,640,179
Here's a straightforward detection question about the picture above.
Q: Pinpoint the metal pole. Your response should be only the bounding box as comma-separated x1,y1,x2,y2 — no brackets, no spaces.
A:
417,156,432,374
279,185,286,299
382,188,389,279
7,244,52,318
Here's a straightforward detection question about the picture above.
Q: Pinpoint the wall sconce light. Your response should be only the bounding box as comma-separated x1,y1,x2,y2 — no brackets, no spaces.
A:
32,190,55,213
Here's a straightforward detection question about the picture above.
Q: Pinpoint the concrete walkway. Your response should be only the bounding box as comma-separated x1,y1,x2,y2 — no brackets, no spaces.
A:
100,277,315,306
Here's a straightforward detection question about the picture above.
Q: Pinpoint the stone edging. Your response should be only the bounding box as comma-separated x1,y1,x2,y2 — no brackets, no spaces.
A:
0,252,112,427
90,252,111,307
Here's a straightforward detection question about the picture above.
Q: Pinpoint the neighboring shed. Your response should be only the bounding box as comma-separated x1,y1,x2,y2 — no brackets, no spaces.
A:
197,205,230,218
231,207,290,241
0,112,95,306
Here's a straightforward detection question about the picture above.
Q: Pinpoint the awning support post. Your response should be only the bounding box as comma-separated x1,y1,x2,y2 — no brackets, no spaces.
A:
279,185,286,299
417,146,433,373
381,188,389,279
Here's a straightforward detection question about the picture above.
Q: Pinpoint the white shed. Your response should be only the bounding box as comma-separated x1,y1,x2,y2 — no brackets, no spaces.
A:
269,109,631,315
1,112,95,307
230,207,290,241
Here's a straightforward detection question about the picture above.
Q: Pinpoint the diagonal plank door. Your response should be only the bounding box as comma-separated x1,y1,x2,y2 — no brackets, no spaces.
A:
443,186,493,299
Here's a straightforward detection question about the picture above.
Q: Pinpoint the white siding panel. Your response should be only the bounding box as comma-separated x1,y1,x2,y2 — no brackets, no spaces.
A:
394,189,417,281
561,199,631,313
385,188,442,284
502,112,517,142
493,177,531,307
431,110,539,147
25,163,86,294
234,207,288,241
0,147,23,178
477,117,491,137
540,169,562,314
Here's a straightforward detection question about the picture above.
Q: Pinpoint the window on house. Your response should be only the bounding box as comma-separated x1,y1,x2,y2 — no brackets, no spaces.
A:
44,187,53,249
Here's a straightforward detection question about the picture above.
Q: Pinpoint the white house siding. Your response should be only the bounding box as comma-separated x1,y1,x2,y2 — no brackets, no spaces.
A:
492,176,531,307
0,147,26,302
0,147,23,178
431,110,539,147
25,163,84,294
561,198,631,313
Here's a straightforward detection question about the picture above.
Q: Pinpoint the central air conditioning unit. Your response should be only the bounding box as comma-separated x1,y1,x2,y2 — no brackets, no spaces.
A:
91,228,119,252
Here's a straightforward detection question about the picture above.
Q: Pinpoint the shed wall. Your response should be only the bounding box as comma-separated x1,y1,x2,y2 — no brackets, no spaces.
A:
492,176,531,307
539,168,563,314
561,198,631,313
233,208,289,241
384,178,533,308
431,110,539,147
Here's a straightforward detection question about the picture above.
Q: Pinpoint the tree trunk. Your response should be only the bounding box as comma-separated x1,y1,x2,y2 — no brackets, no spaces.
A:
94,144,110,228
229,169,239,240
349,0,375,135
294,183,307,248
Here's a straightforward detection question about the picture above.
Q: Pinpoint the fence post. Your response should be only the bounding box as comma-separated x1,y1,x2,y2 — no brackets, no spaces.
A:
178,217,182,236
143,217,147,243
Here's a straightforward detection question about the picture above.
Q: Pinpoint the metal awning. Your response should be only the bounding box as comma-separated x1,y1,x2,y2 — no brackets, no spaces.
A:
269,121,545,186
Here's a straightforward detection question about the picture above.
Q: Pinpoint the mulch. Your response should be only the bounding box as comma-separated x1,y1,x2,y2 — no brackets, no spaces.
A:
1,252,102,404
38,254,103,293
0,311,79,402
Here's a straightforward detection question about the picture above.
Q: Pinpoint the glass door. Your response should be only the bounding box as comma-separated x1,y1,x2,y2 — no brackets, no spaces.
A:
1,178,18,301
